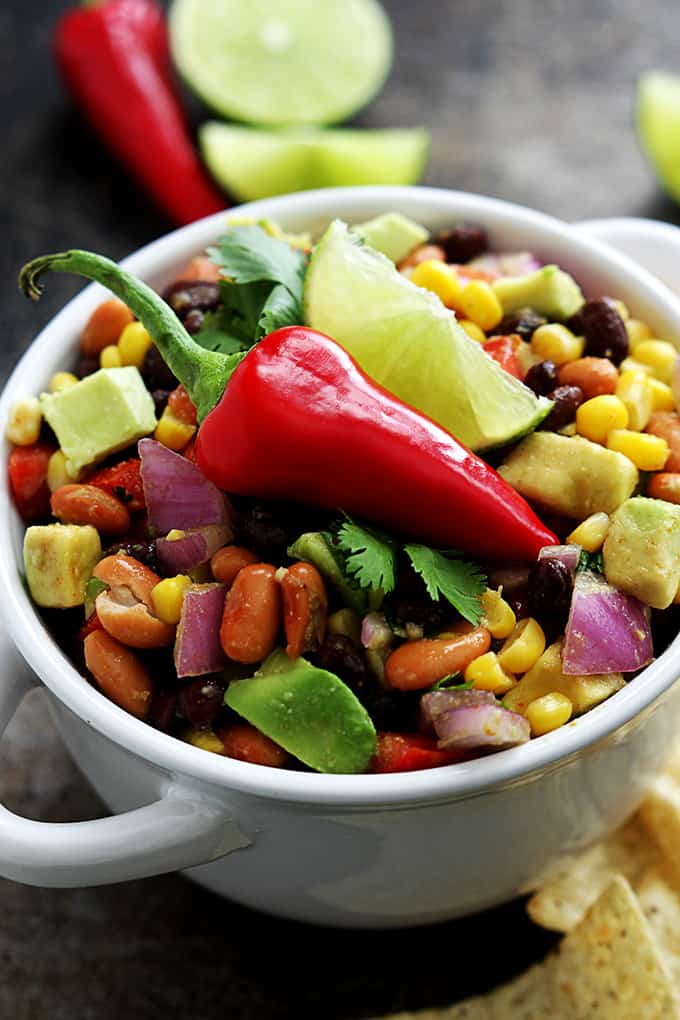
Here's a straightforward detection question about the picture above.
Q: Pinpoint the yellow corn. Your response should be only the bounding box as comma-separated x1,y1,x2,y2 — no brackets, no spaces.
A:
497,618,546,674
5,398,42,446
183,728,225,754
647,377,675,412
625,318,653,350
619,356,653,376
459,280,503,332
459,319,487,343
99,344,122,369
530,323,584,366
46,449,77,491
154,408,196,451
410,259,463,310
47,371,78,393
516,341,541,375
526,691,573,736
464,651,515,695
567,512,610,552
606,429,669,471
612,299,630,321
633,339,677,384
166,529,185,541
559,422,577,436
117,321,153,369
151,574,192,625
615,369,653,431
575,394,629,444
480,588,516,639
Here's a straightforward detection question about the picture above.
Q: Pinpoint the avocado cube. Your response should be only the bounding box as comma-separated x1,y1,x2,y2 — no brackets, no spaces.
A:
492,265,584,320
498,433,638,519
503,642,624,715
24,524,101,608
603,496,680,609
41,367,156,475
353,212,428,263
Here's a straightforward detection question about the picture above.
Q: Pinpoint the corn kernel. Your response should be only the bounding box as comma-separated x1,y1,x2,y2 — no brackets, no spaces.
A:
612,299,630,321
459,280,503,332
410,259,463,310
151,574,192,625
166,529,185,541
5,397,42,446
47,449,77,492
154,408,196,451
118,321,153,369
625,318,653,350
619,356,653,376
647,377,675,412
464,651,515,695
615,370,653,431
566,512,610,552
480,588,516,639
183,728,225,754
606,429,669,471
99,344,121,369
526,691,573,736
633,339,677,384
530,324,584,366
516,341,541,375
497,618,546,674
575,394,629,444
47,371,78,393
459,319,487,343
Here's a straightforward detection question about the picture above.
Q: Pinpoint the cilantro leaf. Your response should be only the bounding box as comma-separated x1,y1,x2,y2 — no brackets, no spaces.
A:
336,519,397,594
193,307,251,356
430,676,472,691
208,225,307,297
576,549,604,574
257,282,301,337
404,545,487,624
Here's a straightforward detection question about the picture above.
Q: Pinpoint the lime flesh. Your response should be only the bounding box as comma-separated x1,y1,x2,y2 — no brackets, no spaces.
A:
304,221,552,451
199,124,429,201
637,72,680,202
169,0,393,126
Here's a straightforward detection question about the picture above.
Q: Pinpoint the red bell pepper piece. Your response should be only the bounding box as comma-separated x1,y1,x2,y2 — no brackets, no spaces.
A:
88,458,145,512
8,442,53,522
483,335,523,380
20,251,558,562
53,0,225,226
371,733,464,773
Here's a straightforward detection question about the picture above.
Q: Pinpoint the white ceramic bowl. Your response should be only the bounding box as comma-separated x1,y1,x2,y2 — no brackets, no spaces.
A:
2,187,680,929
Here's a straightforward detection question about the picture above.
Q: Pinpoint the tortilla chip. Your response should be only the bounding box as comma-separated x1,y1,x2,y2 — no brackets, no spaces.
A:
639,773,680,869
368,1004,490,1020
637,863,680,987
526,816,662,932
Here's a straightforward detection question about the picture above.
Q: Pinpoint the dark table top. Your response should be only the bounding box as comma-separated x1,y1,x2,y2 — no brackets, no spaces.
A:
3,1,680,1017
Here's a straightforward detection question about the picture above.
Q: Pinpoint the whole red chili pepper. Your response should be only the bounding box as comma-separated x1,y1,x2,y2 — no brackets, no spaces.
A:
53,0,225,226
20,252,558,561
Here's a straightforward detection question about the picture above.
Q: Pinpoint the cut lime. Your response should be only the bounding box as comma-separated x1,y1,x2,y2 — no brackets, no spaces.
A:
169,0,393,127
199,124,429,201
637,72,680,203
304,221,552,451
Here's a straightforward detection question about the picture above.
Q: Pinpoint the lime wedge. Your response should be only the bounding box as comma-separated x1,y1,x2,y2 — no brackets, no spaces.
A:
304,221,552,451
169,0,393,127
637,72,680,202
199,124,429,202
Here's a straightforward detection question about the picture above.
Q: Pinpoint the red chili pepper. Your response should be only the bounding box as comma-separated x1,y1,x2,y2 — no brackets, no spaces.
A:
483,335,523,380
370,733,464,773
88,458,145,512
8,443,54,522
53,0,225,225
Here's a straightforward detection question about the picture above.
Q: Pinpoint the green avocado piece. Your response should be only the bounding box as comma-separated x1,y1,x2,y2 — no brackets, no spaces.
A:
40,367,157,476
352,212,428,263
498,433,638,519
24,524,102,608
603,496,680,609
288,531,367,614
492,265,585,321
225,653,377,774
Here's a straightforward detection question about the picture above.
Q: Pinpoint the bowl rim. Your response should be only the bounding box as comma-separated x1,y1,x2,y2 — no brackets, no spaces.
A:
4,184,680,809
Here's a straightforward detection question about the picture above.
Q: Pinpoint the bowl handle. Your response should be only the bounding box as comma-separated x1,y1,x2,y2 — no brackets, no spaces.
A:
0,650,250,888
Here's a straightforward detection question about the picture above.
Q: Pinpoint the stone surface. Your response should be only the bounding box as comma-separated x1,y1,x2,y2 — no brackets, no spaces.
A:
1,0,679,1016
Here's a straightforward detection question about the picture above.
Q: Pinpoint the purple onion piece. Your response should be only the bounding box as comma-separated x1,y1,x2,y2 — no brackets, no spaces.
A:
157,524,233,575
420,689,497,730
434,704,530,752
538,543,582,575
361,612,394,650
562,570,653,676
139,438,233,535
174,583,227,678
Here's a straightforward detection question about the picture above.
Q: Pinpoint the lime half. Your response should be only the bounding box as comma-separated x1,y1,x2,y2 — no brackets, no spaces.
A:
637,72,680,202
199,123,429,202
169,0,393,127
304,221,552,451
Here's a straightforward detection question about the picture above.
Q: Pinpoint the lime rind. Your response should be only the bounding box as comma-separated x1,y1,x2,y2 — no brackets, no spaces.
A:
304,221,552,451
637,71,680,203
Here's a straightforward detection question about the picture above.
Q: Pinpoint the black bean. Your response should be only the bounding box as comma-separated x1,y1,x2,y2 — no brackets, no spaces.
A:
540,385,584,431
235,504,289,560
389,596,449,634
569,298,628,365
431,223,487,263
163,281,221,321
151,388,171,417
313,635,369,696
150,690,178,733
524,360,559,396
104,539,158,570
497,308,547,342
184,309,205,334
178,676,226,727
142,344,178,391
527,558,573,635
74,355,99,379
366,690,421,732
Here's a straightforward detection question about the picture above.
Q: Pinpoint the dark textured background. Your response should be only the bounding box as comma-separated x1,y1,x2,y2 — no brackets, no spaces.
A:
2,1,680,1017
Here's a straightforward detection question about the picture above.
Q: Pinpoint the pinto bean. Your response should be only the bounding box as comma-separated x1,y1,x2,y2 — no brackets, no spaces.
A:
84,630,154,719
646,412,680,472
280,562,328,659
384,626,491,691
210,545,259,587
218,723,289,767
174,255,222,283
220,563,281,664
647,472,680,504
80,298,134,357
50,484,130,535
558,357,618,398
93,553,175,649
397,244,447,271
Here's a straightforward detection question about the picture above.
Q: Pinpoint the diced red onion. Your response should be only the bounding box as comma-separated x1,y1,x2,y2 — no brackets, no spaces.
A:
487,564,530,593
468,252,543,278
157,524,233,575
420,689,496,729
562,570,653,675
538,543,582,574
361,612,393,650
434,704,530,752
139,438,233,535
174,582,227,678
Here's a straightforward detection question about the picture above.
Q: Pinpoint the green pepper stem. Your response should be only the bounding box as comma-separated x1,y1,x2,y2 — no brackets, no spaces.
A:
19,250,240,421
